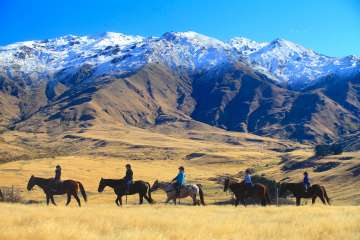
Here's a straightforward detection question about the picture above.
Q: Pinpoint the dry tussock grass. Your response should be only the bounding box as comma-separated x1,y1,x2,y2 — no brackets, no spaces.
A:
0,204,359,240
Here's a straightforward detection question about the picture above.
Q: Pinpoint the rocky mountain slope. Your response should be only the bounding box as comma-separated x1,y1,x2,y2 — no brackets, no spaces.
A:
0,31,359,145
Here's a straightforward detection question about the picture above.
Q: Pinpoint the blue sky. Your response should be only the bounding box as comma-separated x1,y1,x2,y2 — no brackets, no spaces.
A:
1,0,359,56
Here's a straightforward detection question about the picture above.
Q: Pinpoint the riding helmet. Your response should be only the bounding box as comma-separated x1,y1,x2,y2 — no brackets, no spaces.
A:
56,165,61,169
179,166,184,171
304,171,308,175
126,163,131,168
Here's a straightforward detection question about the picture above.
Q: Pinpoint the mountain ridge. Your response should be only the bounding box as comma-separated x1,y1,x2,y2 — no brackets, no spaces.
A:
0,31,359,146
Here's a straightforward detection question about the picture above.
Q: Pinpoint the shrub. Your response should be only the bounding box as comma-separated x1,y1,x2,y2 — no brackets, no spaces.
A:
0,186,22,203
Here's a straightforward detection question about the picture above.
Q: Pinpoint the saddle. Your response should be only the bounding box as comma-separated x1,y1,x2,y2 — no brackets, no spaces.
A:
49,179,63,193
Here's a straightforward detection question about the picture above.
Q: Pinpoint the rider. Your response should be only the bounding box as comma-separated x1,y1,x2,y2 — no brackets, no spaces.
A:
172,166,185,197
124,164,133,194
303,171,311,193
50,165,62,192
244,169,253,195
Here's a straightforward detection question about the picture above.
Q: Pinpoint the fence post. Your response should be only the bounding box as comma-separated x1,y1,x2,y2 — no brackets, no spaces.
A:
276,187,279,207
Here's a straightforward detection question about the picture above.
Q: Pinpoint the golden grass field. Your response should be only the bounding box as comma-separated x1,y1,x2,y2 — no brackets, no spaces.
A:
0,204,359,240
0,125,359,240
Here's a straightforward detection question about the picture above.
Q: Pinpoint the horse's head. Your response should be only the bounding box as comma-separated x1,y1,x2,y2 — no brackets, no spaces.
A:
98,178,106,193
150,180,159,192
27,175,35,191
223,177,230,192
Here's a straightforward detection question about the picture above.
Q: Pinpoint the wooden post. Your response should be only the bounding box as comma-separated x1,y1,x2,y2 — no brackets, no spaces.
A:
276,187,279,207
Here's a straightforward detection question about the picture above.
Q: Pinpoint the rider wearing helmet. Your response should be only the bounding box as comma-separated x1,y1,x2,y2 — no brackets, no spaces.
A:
124,164,133,194
303,171,311,193
172,166,186,197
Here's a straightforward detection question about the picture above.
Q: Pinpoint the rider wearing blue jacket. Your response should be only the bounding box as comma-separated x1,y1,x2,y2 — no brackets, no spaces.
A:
303,171,311,192
172,166,185,197
244,169,253,194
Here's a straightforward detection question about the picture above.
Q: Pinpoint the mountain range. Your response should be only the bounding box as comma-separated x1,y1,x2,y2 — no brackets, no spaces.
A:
0,31,359,146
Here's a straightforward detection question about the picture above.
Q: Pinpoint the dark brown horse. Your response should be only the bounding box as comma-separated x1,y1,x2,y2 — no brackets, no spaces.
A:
279,182,330,206
27,175,87,207
98,178,154,206
223,177,271,206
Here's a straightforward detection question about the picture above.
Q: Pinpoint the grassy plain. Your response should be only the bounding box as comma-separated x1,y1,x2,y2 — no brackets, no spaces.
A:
0,204,359,240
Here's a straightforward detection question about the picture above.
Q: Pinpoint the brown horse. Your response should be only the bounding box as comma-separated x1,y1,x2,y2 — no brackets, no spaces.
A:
279,182,330,206
223,177,271,206
27,175,87,207
0,189,3,201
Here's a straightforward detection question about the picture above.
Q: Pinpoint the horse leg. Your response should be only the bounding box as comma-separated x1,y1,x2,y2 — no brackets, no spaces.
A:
312,196,317,204
119,196,123,206
50,195,57,206
261,197,266,206
46,194,50,206
66,193,72,206
73,192,81,207
139,194,144,204
115,197,120,206
234,197,240,207
296,197,301,206
318,194,326,205
241,198,247,207
192,194,197,206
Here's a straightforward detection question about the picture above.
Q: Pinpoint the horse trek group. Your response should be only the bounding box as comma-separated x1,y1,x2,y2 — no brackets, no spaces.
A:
25,164,331,207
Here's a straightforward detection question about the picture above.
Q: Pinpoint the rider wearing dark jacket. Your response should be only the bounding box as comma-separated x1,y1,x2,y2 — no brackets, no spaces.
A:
303,171,311,192
50,165,62,192
55,165,61,181
124,164,133,194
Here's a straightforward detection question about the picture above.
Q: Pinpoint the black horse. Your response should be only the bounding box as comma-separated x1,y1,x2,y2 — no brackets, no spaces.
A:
27,175,87,207
98,178,154,206
224,177,271,206
279,182,330,206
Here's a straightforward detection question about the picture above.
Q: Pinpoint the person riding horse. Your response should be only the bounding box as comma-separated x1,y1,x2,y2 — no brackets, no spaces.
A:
303,171,311,193
50,165,62,192
244,169,253,195
124,164,133,194
171,166,185,197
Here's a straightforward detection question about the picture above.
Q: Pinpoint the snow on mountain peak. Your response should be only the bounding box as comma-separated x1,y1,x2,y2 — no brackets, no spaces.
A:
229,37,267,55
0,31,359,88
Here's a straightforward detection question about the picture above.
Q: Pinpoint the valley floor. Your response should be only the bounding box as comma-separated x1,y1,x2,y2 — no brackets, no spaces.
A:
0,204,359,240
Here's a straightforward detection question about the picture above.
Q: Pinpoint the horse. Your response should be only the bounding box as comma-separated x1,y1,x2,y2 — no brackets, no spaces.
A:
97,178,154,206
150,180,206,206
279,182,330,206
223,177,271,206
27,175,87,207
0,189,3,201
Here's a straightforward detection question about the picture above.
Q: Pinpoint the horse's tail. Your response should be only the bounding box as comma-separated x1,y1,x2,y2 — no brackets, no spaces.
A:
146,182,154,204
77,182,87,202
197,184,206,206
322,186,331,205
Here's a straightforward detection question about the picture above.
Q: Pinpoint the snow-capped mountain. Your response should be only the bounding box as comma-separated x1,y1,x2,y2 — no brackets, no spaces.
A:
0,31,359,88
240,38,360,88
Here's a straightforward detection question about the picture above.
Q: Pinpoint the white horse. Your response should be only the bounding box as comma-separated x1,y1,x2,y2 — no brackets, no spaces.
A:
150,180,206,205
